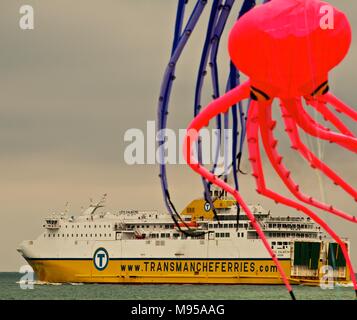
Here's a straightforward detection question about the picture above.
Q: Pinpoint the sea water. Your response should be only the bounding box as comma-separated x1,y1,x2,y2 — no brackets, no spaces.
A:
0,273,354,300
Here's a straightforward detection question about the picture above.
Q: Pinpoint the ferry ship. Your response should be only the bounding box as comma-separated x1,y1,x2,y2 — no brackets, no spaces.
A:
17,192,351,285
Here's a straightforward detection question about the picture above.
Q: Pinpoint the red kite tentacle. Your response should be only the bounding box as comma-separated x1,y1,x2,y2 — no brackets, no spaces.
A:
305,99,355,137
280,105,357,222
324,93,357,122
183,82,295,298
247,101,357,294
284,98,357,153
259,103,357,223
281,106,357,223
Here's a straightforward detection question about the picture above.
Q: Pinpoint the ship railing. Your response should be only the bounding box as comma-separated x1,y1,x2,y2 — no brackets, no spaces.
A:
268,217,306,222
265,225,316,231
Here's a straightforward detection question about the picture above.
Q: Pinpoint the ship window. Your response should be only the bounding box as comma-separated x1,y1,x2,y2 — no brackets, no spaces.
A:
104,234,106,237
241,233,244,237
99,234,102,237
94,225,96,228
272,242,276,245
81,234,83,237
226,233,230,238
220,233,225,237
239,224,244,228
109,234,111,237
77,225,79,228
214,224,218,228
72,225,74,228
278,242,282,245
234,224,237,228
237,233,240,238
62,234,64,237
76,234,78,237
229,224,233,228
99,225,101,228
65,226,67,228
160,233,165,238
95,234,97,237
84,225,86,228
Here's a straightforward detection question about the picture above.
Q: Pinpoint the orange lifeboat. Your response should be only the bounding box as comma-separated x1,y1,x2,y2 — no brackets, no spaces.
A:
177,220,199,229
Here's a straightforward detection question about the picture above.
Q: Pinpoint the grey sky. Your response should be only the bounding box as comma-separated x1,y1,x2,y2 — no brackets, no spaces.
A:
0,0,356,271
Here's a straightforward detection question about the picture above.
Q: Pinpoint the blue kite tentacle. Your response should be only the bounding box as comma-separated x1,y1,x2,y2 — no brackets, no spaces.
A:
171,0,187,55
194,0,222,118
228,62,240,189
209,0,235,180
210,0,256,190
157,0,256,231
223,108,230,183
157,0,207,233
236,0,256,176
193,0,223,221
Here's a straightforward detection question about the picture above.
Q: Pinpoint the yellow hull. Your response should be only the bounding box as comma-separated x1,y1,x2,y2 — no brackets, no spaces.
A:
25,258,336,285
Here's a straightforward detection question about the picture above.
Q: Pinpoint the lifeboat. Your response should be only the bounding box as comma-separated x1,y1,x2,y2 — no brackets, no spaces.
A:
176,220,199,230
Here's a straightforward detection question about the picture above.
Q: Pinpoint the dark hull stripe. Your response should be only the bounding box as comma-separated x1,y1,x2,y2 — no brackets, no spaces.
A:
25,257,290,261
